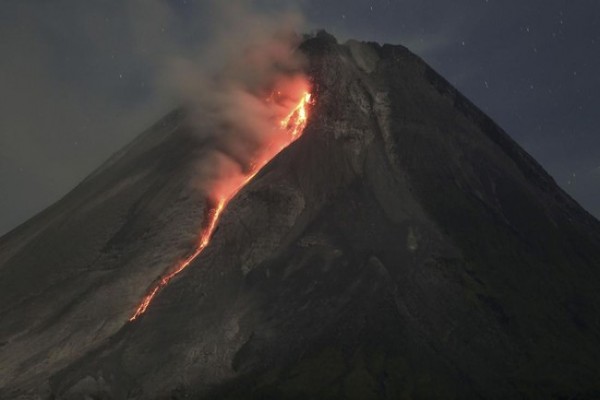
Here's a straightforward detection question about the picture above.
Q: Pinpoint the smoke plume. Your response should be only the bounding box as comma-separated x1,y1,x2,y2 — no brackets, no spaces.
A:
165,2,310,203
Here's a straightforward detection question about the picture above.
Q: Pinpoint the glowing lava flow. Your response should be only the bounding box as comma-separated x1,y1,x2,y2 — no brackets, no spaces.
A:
129,201,226,321
280,92,312,137
129,90,312,321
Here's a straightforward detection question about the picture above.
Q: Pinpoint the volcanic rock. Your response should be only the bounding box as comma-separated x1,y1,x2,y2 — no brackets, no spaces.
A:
2,31,600,399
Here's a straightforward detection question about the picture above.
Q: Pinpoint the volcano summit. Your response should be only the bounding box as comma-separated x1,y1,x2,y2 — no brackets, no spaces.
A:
2,31,600,399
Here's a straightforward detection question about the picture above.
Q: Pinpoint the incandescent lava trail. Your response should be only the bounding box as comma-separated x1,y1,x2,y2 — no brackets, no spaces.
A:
130,90,313,321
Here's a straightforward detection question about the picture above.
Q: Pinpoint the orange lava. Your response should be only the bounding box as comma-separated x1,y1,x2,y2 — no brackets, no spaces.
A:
129,88,313,322
280,92,312,138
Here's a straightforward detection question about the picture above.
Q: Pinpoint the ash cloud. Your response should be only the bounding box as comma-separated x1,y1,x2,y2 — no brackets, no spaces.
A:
164,1,309,202
0,0,308,235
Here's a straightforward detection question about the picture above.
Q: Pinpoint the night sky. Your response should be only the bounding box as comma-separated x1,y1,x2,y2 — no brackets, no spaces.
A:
1,0,599,236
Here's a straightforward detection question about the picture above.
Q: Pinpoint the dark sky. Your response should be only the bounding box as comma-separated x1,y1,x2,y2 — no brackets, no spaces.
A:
1,0,599,236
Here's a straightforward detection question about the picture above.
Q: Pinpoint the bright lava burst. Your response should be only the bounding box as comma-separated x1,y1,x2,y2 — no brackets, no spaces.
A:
129,90,313,321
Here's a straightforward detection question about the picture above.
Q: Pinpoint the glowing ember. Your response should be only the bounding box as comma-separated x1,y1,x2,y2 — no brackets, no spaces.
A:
129,89,313,321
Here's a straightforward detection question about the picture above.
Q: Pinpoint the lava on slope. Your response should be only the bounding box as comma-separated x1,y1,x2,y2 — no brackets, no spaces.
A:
129,90,313,321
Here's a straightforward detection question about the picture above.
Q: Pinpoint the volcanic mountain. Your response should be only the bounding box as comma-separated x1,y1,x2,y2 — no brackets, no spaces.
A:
2,31,600,399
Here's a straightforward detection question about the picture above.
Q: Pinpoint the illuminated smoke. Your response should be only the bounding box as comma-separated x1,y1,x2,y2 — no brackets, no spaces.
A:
166,2,310,201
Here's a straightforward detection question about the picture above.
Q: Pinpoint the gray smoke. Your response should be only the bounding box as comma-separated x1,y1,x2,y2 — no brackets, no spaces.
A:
163,1,309,201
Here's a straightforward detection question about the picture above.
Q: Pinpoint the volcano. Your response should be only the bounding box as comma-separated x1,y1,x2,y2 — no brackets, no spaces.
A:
2,31,600,399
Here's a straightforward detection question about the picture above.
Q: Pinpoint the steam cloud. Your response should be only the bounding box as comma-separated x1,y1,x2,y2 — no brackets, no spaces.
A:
165,2,309,202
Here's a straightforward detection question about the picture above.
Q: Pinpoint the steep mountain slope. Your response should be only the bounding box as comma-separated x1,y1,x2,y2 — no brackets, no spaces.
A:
0,110,213,396
3,31,600,399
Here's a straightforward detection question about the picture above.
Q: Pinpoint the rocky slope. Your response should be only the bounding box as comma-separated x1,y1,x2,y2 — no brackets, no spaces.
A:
2,31,600,399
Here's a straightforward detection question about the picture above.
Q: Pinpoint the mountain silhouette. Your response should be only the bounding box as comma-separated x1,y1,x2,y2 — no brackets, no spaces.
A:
2,31,600,399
